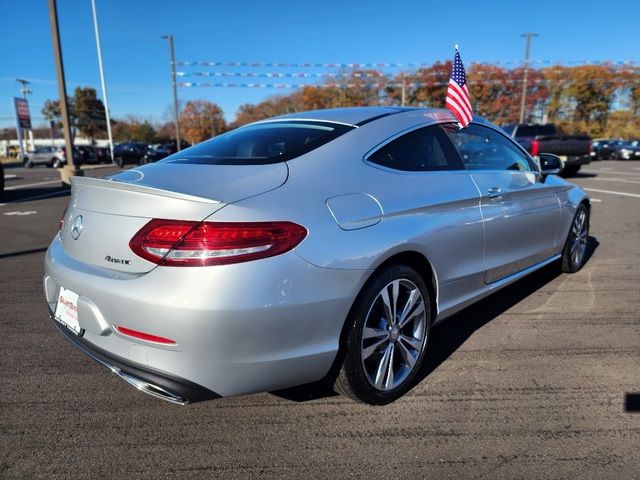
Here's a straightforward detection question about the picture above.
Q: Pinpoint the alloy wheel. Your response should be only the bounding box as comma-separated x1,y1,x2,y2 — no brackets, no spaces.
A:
569,209,588,266
360,279,427,391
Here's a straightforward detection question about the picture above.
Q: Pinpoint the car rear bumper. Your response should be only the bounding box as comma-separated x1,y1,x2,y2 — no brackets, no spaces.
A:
50,311,219,404
44,236,367,400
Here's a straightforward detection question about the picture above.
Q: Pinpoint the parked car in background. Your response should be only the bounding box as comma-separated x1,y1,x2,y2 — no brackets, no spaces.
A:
24,146,66,168
592,139,617,160
94,146,111,163
606,140,640,160
0,161,4,197
45,107,591,406
113,142,148,167
141,145,171,164
501,123,591,176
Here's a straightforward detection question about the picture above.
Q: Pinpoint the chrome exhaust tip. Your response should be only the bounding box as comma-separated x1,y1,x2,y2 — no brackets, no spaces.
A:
115,370,189,405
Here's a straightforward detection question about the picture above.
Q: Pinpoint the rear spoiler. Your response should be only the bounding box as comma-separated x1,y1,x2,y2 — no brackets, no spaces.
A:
70,176,222,205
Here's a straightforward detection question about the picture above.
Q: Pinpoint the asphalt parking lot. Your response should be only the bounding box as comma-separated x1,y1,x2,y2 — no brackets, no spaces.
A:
1,161,639,479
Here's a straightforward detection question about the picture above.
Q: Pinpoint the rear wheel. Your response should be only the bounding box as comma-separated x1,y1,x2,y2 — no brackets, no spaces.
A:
561,204,590,273
115,156,124,168
333,264,432,405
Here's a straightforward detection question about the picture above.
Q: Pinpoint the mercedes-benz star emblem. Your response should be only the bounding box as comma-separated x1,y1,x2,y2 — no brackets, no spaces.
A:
70,215,84,240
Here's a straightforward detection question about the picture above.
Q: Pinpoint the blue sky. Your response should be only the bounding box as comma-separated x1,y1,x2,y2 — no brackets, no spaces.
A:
1,0,638,129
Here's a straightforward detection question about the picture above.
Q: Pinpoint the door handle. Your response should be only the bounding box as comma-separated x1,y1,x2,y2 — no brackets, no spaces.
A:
487,187,504,199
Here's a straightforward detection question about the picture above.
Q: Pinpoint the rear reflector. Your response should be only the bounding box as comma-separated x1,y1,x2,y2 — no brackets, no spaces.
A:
129,219,307,266
116,326,176,345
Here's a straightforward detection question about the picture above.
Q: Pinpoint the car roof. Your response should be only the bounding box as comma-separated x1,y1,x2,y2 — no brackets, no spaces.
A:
266,106,413,126
261,106,493,129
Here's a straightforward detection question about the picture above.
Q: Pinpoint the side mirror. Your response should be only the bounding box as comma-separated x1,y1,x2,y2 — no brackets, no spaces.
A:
538,153,563,175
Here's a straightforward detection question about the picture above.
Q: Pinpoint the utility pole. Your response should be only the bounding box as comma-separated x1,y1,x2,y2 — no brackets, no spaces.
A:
519,32,539,124
161,34,181,151
16,78,31,98
16,78,35,152
48,0,82,184
91,0,115,162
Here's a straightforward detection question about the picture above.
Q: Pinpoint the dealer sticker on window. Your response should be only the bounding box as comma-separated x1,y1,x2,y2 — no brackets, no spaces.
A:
54,287,82,335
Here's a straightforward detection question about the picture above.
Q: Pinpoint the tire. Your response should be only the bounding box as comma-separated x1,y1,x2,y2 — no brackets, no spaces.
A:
115,156,124,168
561,204,590,273
333,264,432,405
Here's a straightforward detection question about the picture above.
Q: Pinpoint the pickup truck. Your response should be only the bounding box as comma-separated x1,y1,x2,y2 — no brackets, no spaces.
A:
501,124,592,176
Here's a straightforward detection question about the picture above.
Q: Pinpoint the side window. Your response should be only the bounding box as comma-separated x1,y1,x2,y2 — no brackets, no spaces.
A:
368,125,464,172
445,124,534,172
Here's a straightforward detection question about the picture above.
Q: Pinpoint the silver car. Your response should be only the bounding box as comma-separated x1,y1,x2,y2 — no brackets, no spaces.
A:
44,107,590,405
26,146,65,168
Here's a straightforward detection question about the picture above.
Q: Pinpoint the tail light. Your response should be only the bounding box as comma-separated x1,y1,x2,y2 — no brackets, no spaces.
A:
530,139,540,157
129,219,307,266
588,141,593,154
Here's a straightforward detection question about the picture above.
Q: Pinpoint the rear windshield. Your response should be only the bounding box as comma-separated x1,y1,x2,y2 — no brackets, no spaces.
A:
162,121,354,165
515,125,557,137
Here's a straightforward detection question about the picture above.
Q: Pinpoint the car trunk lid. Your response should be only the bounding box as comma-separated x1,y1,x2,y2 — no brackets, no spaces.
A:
61,162,288,273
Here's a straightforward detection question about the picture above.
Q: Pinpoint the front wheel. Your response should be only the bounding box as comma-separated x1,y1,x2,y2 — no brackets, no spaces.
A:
115,156,124,168
561,204,590,273
333,264,432,405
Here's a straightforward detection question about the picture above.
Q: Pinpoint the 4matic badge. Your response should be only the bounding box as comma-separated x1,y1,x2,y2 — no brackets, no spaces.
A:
105,255,131,265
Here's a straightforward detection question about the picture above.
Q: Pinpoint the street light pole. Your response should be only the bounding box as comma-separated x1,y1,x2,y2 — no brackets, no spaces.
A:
48,0,82,184
91,0,115,162
519,32,539,124
161,34,181,151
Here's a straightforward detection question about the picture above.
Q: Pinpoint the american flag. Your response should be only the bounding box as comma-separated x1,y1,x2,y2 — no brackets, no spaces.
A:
446,47,472,127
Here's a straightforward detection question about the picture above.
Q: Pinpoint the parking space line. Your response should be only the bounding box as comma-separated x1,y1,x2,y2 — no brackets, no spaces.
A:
586,177,640,185
590,198,602,203
582,169,640,177
584,188,640,199
4,180,61,191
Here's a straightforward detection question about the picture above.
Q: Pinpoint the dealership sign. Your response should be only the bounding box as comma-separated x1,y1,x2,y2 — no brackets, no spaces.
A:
14,97,32,129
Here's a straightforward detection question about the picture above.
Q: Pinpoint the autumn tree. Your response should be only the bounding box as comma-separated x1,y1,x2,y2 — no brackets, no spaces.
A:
73,87,107,140
179,100,226,144
386,62,451,108
566,66,617,132
42,99,62,127
112,116,157,142
617,66,640,116
231,95,300,128
41,87,108,140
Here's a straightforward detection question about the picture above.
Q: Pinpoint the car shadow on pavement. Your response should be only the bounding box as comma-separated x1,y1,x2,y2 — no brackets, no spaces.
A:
0,247,48,260
571,172,597,178
271,236,599,404
1,186,69,204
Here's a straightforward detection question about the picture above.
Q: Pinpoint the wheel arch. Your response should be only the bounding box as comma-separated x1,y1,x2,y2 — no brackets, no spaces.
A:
334,249,439,358
368,251,439,321
326,250,439,396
